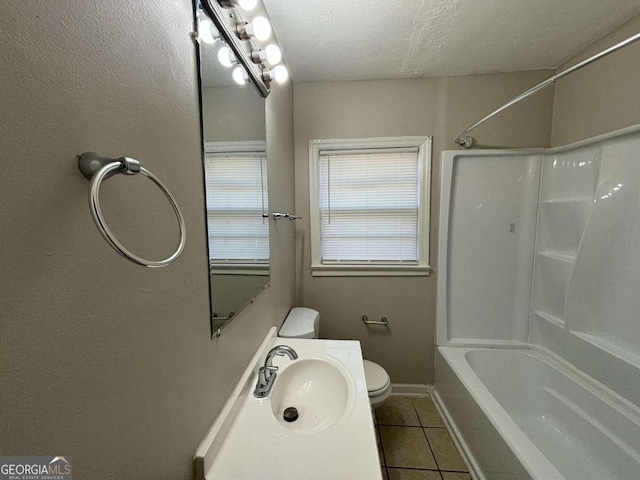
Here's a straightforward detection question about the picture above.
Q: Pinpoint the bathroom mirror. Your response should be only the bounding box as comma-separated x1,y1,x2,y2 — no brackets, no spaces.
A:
196,3,270,336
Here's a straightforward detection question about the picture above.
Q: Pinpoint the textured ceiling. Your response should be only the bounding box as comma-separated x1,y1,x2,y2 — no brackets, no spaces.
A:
262,0,640,83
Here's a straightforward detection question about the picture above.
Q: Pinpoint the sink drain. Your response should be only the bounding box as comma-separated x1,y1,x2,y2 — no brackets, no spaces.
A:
283,406,298,422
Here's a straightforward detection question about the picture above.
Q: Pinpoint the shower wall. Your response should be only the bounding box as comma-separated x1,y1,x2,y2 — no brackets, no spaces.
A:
529,127,640,406
437,151,541,346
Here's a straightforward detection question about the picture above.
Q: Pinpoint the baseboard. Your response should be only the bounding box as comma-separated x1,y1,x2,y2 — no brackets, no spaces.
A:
432,390,485,480
390,383,432,396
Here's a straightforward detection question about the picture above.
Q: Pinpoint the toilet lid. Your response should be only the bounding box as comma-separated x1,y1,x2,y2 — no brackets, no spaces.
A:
363,360,390,395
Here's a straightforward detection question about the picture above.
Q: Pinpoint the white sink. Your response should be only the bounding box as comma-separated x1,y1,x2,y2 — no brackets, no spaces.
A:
194,329,382,480
269,358,354,433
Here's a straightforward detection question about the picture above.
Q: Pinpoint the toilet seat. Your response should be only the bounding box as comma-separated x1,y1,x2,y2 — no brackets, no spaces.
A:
363,359,390,396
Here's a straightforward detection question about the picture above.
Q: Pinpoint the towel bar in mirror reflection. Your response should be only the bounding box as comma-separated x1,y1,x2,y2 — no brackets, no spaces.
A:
266,212,302,220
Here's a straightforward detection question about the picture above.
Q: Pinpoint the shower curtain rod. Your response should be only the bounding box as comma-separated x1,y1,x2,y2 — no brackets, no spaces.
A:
455,31,640,148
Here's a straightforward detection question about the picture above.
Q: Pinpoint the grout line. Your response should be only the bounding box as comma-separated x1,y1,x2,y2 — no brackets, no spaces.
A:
413,396,426,428
421,426,440,471
386,466,441,472
375,411,389,469
377,423,446,428
411,396,442,472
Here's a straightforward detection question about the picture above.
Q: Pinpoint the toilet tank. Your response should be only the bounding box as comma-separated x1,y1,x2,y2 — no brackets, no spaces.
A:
279,307,320,339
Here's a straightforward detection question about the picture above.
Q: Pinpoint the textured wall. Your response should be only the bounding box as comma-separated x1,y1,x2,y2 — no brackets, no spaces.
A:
293,71,554,384
552,15,640,146
0,1,294,479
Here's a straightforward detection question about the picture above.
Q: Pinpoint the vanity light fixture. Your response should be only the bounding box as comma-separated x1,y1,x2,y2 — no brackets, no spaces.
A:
251,44,282,66
217,45,236,67
218,0,258,11
232,65,248,85
198,16,220,44
199,0,275,96
262,64,289,84
236,16,272,42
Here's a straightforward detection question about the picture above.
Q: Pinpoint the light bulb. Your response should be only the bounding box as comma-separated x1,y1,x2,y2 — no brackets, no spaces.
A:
237,0,258,11
232,66,247,85
217,46,234,67
199,17,216,44
273,64,288,83
247,16,271,41
265,44,282,66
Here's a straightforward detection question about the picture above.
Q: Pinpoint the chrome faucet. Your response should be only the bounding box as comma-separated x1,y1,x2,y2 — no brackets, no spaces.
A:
253,345,298,398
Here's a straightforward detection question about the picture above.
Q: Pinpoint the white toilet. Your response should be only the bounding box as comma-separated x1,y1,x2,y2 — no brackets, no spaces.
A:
278,307,392,409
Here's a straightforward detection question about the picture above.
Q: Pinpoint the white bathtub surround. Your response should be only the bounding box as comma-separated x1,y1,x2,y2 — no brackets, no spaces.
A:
532,126,640,405
194,327,381,480
436,125,640,480
437,150,542,347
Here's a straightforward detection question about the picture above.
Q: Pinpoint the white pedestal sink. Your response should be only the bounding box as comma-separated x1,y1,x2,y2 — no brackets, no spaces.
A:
194,327,381,480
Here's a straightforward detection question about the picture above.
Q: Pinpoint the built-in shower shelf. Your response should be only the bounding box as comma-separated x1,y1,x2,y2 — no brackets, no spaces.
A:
532,251,573,323
537,251,576,263
571,331,640,371
540,196,593,204
534,310,565,328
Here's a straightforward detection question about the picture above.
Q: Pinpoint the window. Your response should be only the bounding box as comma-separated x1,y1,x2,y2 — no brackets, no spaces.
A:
309,137,431,276
204,141,269,274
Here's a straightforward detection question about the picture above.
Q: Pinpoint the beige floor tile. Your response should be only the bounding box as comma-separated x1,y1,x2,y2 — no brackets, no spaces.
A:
440,472,471,480
387,468,441,480
424,428,467,472
377,396,421,426
412,396,445,427
381,467,389,480
380,426,437,469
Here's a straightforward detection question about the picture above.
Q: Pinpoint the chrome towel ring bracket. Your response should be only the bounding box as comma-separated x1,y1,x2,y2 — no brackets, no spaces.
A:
77,152,186,268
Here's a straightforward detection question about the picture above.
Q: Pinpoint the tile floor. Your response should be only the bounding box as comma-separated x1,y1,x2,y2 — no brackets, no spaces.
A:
375,395,471,480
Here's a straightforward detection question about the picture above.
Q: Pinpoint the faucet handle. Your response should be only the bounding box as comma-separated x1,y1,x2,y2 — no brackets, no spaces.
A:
258,365,278,382
254,366,279,398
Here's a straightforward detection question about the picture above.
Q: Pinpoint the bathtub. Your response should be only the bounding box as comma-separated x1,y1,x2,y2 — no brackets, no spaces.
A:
434,347,640,480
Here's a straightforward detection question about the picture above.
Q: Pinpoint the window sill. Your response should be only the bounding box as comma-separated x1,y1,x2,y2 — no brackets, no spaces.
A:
210,264,270,276
310,264,431,277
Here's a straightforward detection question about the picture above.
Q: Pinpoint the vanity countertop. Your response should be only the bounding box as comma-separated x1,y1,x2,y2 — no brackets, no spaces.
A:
196,331,381,480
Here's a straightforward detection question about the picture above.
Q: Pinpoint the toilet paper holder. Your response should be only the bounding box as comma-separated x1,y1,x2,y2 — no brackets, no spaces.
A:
362,315,389,326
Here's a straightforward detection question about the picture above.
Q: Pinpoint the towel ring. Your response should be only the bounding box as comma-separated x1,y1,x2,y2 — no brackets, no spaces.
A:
78,152,186,268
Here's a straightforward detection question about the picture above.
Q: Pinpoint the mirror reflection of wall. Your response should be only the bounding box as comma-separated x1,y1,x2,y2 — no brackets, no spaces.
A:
197,5,269,334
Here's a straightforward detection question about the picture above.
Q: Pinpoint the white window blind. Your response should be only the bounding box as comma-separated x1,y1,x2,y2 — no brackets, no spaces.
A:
204,151,269,264
318,148,421,264
310,137,431,276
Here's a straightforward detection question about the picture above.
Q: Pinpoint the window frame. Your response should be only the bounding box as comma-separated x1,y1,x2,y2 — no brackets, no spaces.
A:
204,140,269,276
309,136,432,277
